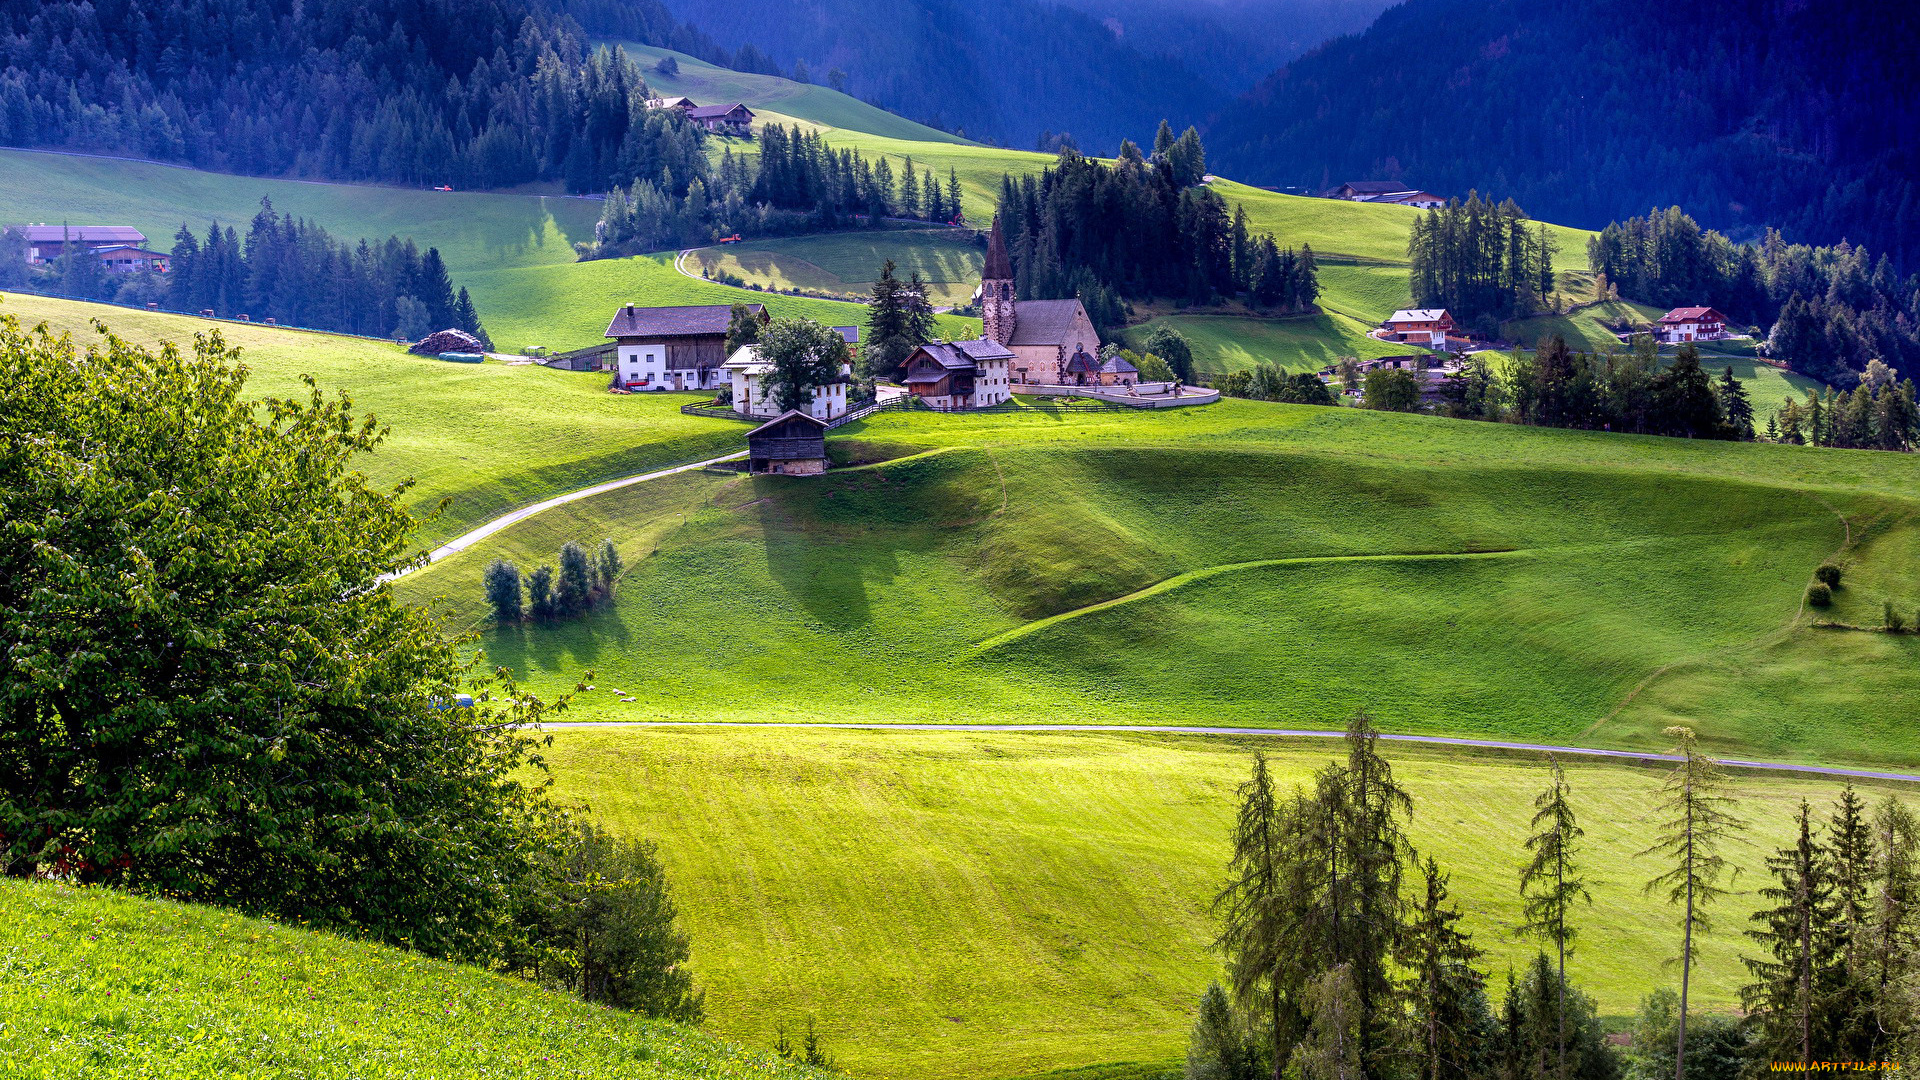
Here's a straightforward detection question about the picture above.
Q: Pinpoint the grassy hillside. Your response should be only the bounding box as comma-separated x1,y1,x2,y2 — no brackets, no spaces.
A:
0,878,828,1080
395,399,1920,767
466,251,980,352
550,726,1915,1079
613,42,973,146
0,148,600,275
685,227,984,306
1122,311,1417,376
2,293,750,547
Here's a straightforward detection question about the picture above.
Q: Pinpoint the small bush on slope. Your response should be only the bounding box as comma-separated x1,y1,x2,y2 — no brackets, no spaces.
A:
0,880,821,1080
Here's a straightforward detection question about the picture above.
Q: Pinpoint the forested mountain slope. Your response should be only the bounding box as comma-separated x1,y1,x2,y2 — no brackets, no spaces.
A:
656,0,1223,148
1207,0,1920,266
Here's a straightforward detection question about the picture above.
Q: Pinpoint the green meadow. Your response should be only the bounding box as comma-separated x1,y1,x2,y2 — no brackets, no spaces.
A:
612,42,973,145
547,726,1916,1079
465,251,980,352
396,397,1920,768
0,147,600,275
1121,311,1414,375
685,227,985,307
0,878,829,1080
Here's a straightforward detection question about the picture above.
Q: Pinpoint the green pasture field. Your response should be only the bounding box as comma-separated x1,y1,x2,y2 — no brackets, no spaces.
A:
611,42,973,146
548,726,1918,1079
395,398,1920,767
464,252,981,353
685,227,984,307
0,147,600,275
2,293,750,548
1121,311,1417,376
0,878,828,1080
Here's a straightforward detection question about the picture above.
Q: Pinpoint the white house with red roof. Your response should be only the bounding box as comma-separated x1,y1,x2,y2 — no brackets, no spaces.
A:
1656,307,1728,343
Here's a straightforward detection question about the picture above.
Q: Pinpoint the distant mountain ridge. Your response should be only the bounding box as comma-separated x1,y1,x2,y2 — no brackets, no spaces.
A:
1205,0,1920,266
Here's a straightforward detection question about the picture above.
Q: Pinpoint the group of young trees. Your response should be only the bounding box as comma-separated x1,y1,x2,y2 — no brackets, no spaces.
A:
0,316,697,1020
1588,209,1920,385
1407,194,1558,331
585,124,969,255
1193,718,1920,1080
0,1,710,193
995,134,1321,327
486,540,623,624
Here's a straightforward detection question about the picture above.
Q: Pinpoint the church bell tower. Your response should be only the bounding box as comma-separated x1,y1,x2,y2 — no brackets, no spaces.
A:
981,216,1016,346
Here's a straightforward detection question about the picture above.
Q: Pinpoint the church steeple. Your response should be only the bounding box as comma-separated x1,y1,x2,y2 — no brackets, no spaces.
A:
981,215,1016,346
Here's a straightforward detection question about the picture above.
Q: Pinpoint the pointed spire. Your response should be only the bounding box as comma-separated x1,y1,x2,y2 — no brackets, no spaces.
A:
984,215,1012,282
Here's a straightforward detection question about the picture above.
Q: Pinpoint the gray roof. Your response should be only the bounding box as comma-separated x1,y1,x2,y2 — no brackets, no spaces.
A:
12,225,145,243
1336,181,1413,194
686,103,752,120
1007,299,1089,346
955,338,1014,361
746,409,827,436
1099,354,1139,374
605,303,762,339
1386,308,1449,323
915,343,978,371
833,325,860,343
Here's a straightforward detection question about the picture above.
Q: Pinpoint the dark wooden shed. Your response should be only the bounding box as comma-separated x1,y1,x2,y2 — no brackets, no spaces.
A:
746,410,829,475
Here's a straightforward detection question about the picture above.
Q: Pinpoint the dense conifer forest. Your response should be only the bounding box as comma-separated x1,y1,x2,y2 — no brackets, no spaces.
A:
1587,208,1920,385
0,0,710,192
1207,0,1919,270
995,136,1321,328
586,124,967,256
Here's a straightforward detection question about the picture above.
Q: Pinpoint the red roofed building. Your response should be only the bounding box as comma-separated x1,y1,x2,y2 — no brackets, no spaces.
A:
1656,307,1728,343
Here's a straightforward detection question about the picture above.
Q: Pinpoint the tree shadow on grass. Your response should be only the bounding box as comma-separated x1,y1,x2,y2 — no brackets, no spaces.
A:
750,474,905,632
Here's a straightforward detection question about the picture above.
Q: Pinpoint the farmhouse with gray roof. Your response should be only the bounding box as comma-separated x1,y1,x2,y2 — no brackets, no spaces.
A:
605,302,766,391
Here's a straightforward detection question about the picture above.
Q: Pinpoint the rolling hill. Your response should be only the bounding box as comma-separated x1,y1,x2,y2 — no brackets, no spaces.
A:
393,396,1920,768
0,877,830,1079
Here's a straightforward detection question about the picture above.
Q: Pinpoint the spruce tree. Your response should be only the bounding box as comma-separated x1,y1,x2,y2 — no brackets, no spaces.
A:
1520,756,1590,1080
1742,800,1839,1066
595,539,622,599
527,564,555,621
557,541,594,616
1214,752,1296,1080
1640,726,1747,1080
1401,857,1486,1080
483,557,523,623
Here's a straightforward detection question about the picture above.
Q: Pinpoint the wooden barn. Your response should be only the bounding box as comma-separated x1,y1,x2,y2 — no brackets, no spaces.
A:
746,410,829,475
605,302,766,390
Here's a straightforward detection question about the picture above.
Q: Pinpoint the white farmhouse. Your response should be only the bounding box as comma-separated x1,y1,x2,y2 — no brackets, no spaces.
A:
724,329,858,421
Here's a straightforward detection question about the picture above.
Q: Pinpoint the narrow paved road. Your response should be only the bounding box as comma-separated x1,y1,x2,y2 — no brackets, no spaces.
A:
536,721,1920,784
384,451,745,581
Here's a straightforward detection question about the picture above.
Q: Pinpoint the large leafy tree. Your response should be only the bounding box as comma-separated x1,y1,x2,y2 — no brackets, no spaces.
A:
759,318,849,412
0,315,560,959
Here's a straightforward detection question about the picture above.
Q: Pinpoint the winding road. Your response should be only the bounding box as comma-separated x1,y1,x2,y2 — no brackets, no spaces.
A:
384,450,746,581
534,721,1920,785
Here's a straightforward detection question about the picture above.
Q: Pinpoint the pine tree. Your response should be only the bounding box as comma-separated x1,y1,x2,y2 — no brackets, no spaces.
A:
947,169,964,223
1716,366,1754,440
1520,756,1590,1080
527,564,555,621
1640,726,1746,1080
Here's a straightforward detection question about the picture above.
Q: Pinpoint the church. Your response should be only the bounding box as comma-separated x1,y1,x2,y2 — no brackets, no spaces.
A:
979,218,1101,387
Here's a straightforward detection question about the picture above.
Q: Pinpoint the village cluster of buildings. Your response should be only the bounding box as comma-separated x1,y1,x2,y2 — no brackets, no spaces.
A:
595,219,1182,474
5,225,170,272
